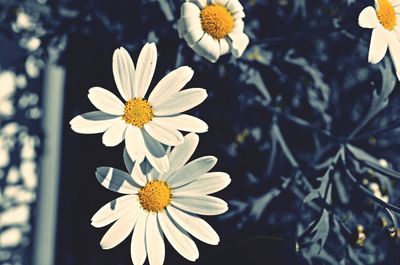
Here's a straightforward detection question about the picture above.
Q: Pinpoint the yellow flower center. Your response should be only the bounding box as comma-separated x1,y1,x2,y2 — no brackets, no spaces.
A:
200,4,234,39
122,98,153,128
377,0,397,31
138,181,172,212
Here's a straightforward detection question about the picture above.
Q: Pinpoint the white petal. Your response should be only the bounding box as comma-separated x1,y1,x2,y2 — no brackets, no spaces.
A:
125,126,146,164
172,195,228,215
174,172,231,195
167,133,199,174
219,38,230,56
168,156,217,188
113,47,135,101
88,87,125,115
179,16,203,37
91,195,138,228
100,211,137,249
96,167,140,194
233,10,245,19
102,119,127,147
146,214,165,265
147,168,161,181
132,162,148,187
233,19,244,32
144,121,184,146
181,2,201,17
369,27,389,64
211,0,230,5
70,111,119,134
188,0,207,8
142,130,169,173
191,34,220,62
167,206,219,245
148,66,194,107
158,211,199,261
131,211,148,265
152,115,208,134
183,29,205,47
388,32,400,80
358,6,379,29
226,0,244,14
134,43,157,98
153,88,207,116
123,148,134,173
228,31,250,58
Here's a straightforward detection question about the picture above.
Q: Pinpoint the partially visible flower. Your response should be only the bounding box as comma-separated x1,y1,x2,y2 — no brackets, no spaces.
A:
91,133,230,265
0,71,16,117
369,182,389,203
24,37,41,51
178,0,249,62
358,0,400,80
25,56,43,78
70,43,208,173
15,11,34,31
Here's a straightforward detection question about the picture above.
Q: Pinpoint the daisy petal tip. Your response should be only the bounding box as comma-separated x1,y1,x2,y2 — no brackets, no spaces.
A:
100,241,111,250
69,116,77,125
210,155,218,163
358,6,379,29
210,238,220,246
368,56,380,64
90,221,101,228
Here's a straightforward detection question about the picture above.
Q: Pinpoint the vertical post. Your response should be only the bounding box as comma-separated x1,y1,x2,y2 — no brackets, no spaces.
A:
33,49,65,265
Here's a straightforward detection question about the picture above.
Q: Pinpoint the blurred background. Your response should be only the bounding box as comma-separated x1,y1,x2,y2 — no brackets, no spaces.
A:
2,0,400,264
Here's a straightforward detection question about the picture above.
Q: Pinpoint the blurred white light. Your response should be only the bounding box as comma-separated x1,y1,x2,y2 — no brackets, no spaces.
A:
21,136,36,160
0,205,30,226
6,167,19,184
25,37,41,51
0,101,14,117
16,12,33,30
0,140,10,168
20,161,37,189
4,186,36,203
0,71,16,99
15,75,27,89
25,57,41,78
2,123,19,136
0,228,22,248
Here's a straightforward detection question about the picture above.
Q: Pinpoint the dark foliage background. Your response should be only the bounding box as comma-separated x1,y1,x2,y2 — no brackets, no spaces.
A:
3,0,400,264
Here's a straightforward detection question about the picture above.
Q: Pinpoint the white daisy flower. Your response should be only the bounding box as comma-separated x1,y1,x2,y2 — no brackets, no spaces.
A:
178,0,249,62
70,43,208,173
358,0,400,79
91,133,230,265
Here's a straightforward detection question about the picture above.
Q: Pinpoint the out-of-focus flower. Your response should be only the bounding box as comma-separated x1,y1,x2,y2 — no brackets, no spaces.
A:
369,182,389,203
178,0,249,62
358,0,400,80
0,71,16,117
15,75,27,89
70,43,208,173
0,71,16,99
0,228,22,247
15,11,34,31
355,225,366,247
379,158,389,168
91,133,230,265
22,37,41,51
25,56,43,78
